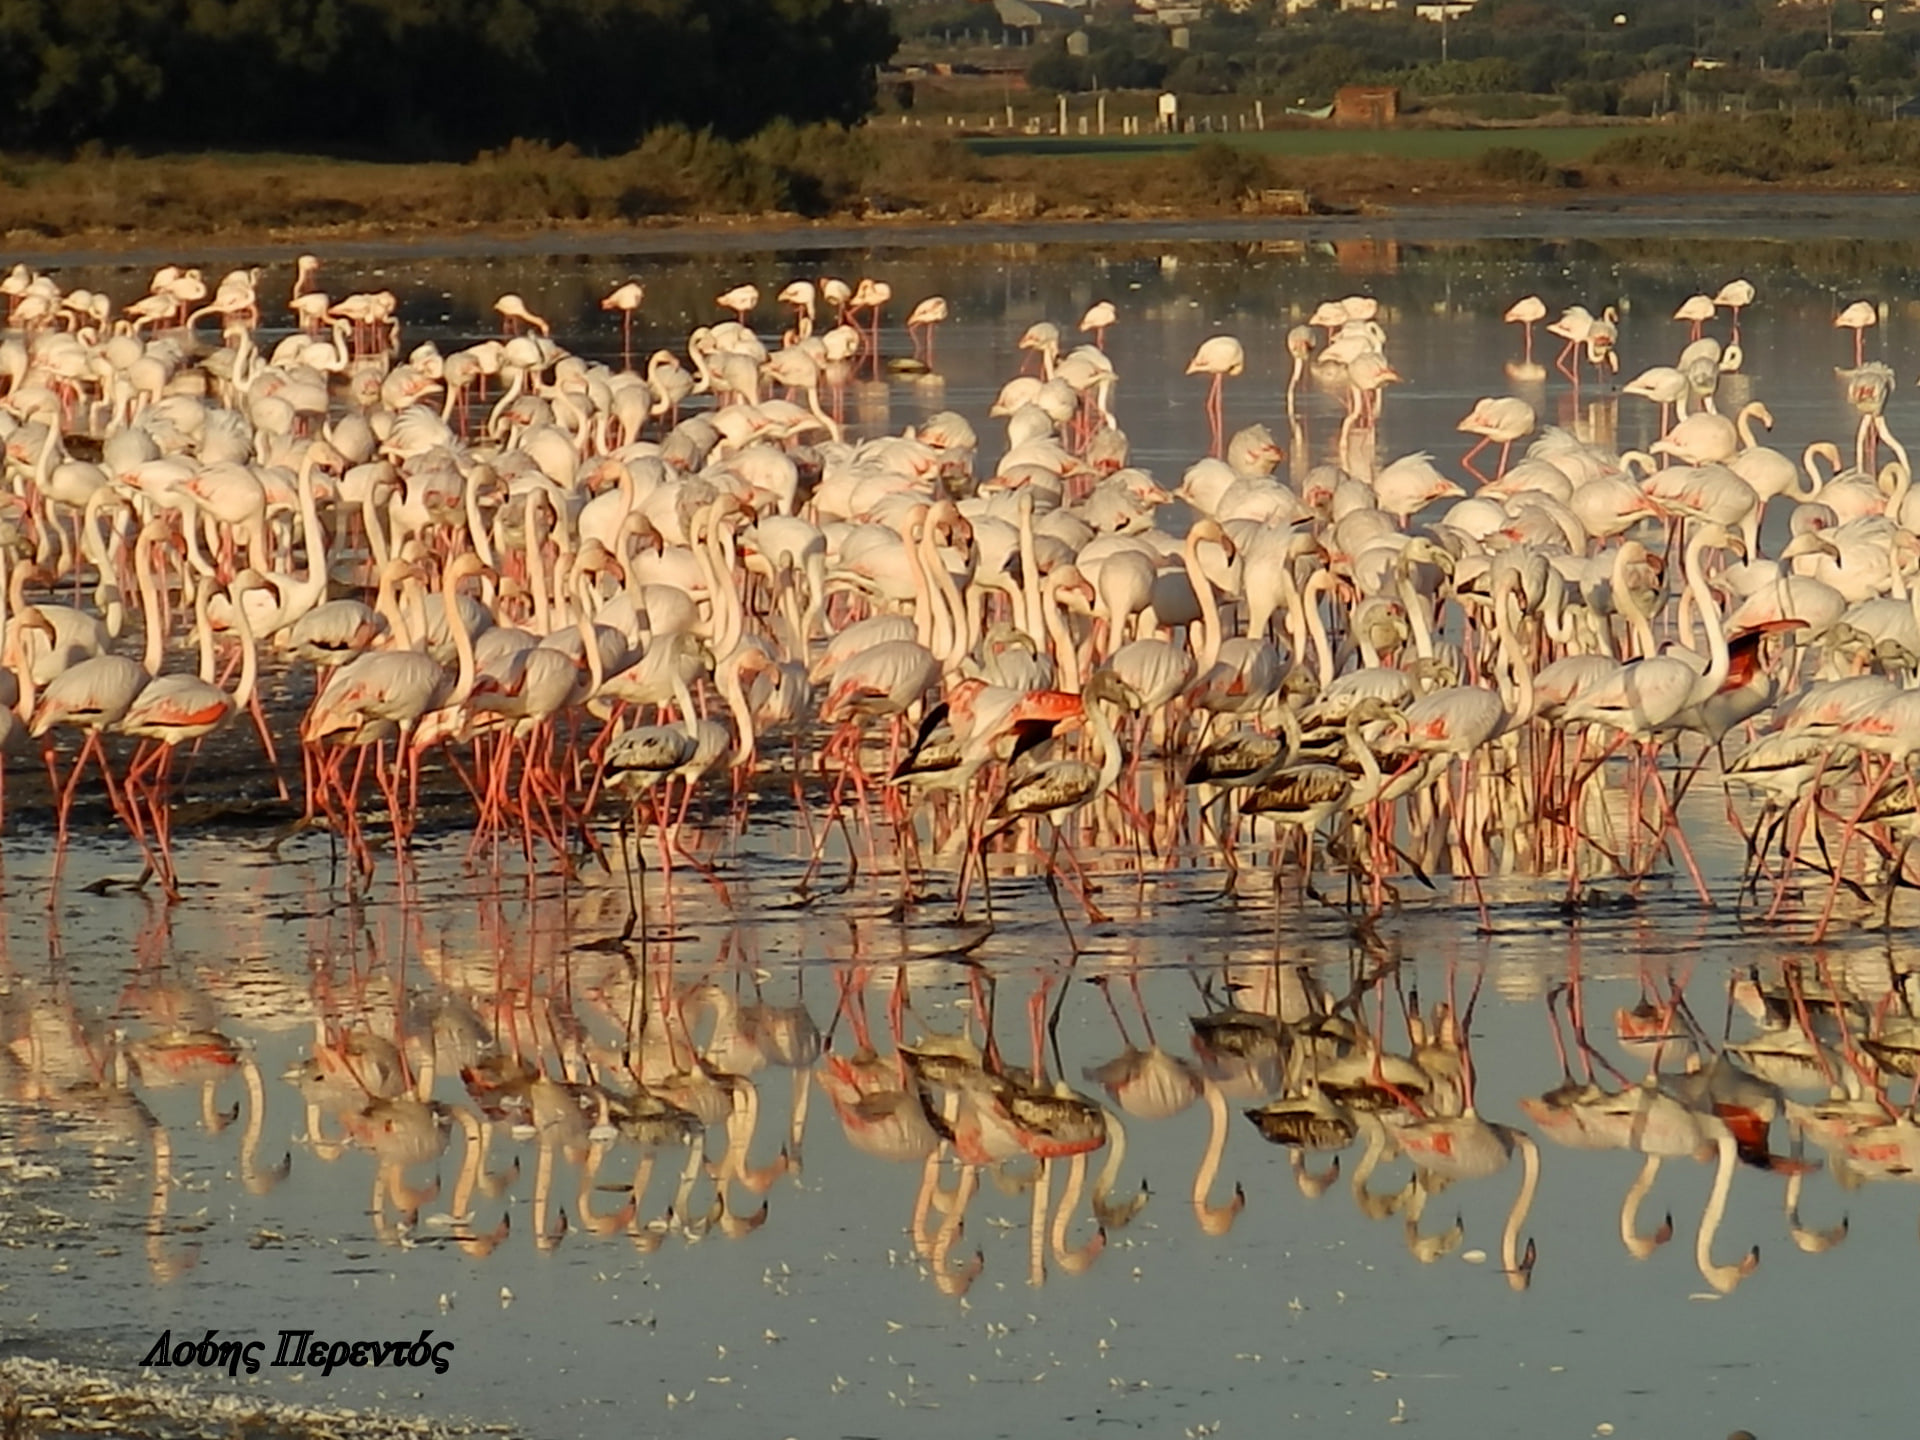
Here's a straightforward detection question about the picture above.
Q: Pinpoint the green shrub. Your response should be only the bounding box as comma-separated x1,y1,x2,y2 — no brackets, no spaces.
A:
1187,140,1271,203
1477,145,1552,184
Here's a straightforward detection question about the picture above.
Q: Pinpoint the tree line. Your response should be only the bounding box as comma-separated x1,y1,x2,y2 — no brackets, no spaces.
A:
946,0,1920,117
0,0,898,156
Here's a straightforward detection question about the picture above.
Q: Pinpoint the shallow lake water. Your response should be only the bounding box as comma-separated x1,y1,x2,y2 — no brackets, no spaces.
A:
7,216,1920,1438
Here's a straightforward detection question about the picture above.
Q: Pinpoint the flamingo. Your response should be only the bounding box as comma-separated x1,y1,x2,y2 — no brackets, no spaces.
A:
777,279,817,339
1714,277,1755,343
1284,325,1315,420
1503,295,1546,368
1623,365,1690,435
27,517,180,866
848,277,891,361
1836,299,1877,366
905,295,948,367
1019,321,1061,379
1547,305,1601,382
118,571,262,898
1673,293,1716,342
1457,396,1535,482
964,670,1138,944
601,282,644,369
1187,335,1244,459
602,670,705,930
494,293,549,337
717,283,760,326
301,554,482,852
1079,300,1117,350
289,253,330,334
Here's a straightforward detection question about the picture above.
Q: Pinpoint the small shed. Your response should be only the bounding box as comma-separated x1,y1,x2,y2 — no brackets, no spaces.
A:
1333,85,1400,126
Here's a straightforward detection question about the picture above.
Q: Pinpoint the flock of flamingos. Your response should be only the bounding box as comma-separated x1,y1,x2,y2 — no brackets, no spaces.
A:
0,257,1914,949
13,257,1920,1330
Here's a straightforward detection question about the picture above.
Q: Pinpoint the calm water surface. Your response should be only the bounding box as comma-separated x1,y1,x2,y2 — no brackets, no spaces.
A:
7,225,1920,1439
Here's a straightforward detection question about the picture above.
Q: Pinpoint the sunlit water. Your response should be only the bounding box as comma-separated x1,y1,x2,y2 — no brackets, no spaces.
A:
9,217,1920,1438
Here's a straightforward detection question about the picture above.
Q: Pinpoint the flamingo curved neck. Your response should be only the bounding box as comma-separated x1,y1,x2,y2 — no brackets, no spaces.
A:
920,515,968,671
1492,571,1533,727
1299,570,1336,689
1039,576,1083,694
1184,530,1223,673
526,493,553,638
1613,544,1658,660
1088,687,1126,800
1345,705,1386,803
133,533,167,677
718,653,757,768
1397,555,1436,661
1681,528,1730,708
441,569,477,709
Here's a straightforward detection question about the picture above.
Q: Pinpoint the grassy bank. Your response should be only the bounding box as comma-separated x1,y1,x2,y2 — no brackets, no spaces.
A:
2,114,1918,250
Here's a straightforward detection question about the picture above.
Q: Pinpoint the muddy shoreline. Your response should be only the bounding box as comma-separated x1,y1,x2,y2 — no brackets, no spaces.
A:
5,185,1919,269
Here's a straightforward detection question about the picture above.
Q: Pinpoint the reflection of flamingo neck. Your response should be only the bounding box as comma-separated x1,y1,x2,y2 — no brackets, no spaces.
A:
1620,1153,1671,1259
1050,1151,1105,1273
1290,1148,1340,1198
722,1078,788,1193
1192,1084,1245,1235
1697,1131,1758,1293
1403,1177,1464,1263
1351,1115,1407,1220
1502,1132,1540,1290
931,1164,983,1296
577,1141,637,1235
1784,1166,1848,1253
1091,1109,1148,1228
671,1140,705,1229
452,1108,483,1221
239,1057,289,1195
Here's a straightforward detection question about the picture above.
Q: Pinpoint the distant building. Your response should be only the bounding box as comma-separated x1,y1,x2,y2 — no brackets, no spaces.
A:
1334,85,1400,124
1414,2,1475,18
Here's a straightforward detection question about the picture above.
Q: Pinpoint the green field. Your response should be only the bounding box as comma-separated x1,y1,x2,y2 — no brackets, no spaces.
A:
965,126,1620,163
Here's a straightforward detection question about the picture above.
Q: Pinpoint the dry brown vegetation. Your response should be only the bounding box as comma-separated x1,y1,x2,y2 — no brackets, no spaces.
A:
0,117,1913,251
